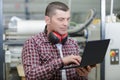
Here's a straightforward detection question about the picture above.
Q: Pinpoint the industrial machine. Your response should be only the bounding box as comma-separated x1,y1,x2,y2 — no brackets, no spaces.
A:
4,17,46,80
105,23,120,80
100,0,120,80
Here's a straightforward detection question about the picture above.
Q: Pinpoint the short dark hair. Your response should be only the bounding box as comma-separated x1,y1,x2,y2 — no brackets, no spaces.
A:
45,1,69,16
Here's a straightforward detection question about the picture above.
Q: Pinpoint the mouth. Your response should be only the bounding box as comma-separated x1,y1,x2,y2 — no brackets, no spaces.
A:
60,29,67,32
60,28,67,31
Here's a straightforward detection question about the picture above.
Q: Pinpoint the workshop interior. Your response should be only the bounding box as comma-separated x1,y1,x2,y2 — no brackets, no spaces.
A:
0,0,120,80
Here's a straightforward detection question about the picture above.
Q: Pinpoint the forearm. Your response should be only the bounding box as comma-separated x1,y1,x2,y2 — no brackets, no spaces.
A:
24,58,63,80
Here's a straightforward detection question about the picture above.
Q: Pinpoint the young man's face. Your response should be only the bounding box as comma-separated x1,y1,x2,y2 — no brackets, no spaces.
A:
45,9,70,35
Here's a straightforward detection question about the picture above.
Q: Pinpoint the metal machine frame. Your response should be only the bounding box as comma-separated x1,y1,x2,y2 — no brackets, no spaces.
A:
100,0,106,80
0,0,5,80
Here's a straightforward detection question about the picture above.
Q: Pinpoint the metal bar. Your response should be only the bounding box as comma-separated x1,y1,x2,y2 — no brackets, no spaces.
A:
25,0,30,19
0,0,5,79
100,0,106,80
110,0,113,15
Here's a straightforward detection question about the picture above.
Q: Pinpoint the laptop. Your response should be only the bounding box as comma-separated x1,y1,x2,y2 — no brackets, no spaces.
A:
62,39,110,69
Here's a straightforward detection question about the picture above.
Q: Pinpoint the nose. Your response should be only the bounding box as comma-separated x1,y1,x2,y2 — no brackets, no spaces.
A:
63,19,69,26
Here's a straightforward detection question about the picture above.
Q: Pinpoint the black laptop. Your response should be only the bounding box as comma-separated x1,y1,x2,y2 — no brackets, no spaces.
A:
62,39,110,69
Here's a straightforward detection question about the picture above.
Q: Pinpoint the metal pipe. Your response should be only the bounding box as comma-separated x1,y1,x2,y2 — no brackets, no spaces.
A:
110,0,113,15
100,0,106,80
68,8,96,35
68,0,71,12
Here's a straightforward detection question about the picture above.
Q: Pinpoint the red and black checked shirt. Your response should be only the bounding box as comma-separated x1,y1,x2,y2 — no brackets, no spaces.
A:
22,32,88,80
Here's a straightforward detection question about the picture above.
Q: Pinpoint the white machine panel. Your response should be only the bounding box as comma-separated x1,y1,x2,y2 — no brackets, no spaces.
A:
105,23,120,80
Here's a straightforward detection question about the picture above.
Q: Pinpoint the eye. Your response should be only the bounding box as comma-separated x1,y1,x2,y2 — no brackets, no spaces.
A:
67,18,70,21
58,18,64,21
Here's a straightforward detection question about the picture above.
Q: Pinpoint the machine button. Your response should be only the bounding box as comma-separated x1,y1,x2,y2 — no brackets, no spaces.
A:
110,51,116,57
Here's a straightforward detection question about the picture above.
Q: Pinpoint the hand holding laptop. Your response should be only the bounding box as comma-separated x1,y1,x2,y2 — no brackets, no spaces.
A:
76,65,96,76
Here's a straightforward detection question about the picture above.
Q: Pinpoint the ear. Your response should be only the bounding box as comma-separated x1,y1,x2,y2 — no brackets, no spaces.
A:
45,16,50,24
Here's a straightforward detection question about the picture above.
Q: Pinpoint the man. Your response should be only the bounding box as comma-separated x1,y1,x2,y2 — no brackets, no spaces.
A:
22,1,95,80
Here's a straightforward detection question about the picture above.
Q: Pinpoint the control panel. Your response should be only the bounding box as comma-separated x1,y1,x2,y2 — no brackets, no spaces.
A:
110,49,119,64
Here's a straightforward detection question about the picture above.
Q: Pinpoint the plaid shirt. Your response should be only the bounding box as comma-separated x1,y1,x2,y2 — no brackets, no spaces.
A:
22,32,88,80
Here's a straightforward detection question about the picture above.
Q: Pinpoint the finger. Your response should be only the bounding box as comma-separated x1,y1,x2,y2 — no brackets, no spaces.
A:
72,59,80,65
69,55,80,64
81,68,88,73
73,55,81,63
76,68,84,73
76,68,88,76
85,66,92,72
80,67,90,73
